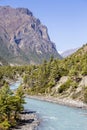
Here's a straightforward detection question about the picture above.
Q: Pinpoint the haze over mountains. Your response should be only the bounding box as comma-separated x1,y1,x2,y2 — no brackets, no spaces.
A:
61,48,79,58
0,6,61,65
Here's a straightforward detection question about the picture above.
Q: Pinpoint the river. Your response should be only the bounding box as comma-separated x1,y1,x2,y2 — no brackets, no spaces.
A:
10,81,87,130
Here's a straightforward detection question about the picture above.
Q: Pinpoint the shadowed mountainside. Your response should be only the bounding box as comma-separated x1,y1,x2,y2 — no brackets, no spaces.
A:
0,6,61,65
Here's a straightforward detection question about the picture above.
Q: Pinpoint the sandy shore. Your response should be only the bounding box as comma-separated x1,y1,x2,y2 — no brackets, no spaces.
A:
27,95,87,109
12,110,40,130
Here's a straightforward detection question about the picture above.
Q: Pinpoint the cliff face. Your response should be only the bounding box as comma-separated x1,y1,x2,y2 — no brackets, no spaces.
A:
0,6,61,64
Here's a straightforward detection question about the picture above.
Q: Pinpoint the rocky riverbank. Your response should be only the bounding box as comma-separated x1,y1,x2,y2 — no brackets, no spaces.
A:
12,110,40,130
27,95,87,109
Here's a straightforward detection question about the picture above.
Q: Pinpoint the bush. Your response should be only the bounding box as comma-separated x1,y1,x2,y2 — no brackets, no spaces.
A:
0,120,10,130
58,79,71,93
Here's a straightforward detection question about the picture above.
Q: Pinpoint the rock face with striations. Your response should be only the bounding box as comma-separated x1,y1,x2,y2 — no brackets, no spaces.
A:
0,6,61,65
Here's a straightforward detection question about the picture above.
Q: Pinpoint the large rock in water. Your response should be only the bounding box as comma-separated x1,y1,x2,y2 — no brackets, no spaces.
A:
0,6,61,65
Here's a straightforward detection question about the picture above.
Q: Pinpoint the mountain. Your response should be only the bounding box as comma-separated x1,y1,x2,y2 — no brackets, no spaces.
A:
0,56,8,66
61,48,79,58
0,6,61,65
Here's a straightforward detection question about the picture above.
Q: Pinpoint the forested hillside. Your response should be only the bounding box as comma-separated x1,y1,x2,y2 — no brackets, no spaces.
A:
21,44,87,102
0,44,87,99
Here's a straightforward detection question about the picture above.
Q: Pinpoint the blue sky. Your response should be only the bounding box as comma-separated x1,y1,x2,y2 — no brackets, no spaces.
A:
0,0,87,52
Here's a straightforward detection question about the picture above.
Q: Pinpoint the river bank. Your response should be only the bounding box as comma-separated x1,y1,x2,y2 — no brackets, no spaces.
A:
27,95,87,109
10,80,87,130
12,110,40,130
9,81,40,130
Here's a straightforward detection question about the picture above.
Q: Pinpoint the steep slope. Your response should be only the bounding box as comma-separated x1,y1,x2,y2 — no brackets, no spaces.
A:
0,6,61,64
22,44,87,103
62,44,87,76
0,56,8,66
0,30,12,65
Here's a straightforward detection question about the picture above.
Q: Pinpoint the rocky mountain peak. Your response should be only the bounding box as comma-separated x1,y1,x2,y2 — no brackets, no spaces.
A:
0,6,61,65
16,7,33,16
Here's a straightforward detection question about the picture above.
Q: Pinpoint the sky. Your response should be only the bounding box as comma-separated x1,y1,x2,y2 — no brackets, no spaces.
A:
0,0,87,52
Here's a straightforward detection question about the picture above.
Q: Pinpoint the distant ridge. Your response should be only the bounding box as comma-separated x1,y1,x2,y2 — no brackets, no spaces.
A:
61,48,79,58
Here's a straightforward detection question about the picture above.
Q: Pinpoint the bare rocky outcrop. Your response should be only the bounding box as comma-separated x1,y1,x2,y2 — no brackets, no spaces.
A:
12,110,40,130
0,6,61,65
79,76,87,87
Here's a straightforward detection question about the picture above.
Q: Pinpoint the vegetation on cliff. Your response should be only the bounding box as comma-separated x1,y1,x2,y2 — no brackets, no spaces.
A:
22,44,87,102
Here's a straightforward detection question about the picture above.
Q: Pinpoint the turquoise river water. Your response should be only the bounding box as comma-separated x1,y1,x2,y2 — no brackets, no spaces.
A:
10,81,87,130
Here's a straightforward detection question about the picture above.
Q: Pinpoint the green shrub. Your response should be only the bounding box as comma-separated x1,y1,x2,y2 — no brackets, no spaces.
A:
0,120,10,130
71,82,78,89
58,79,71,93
